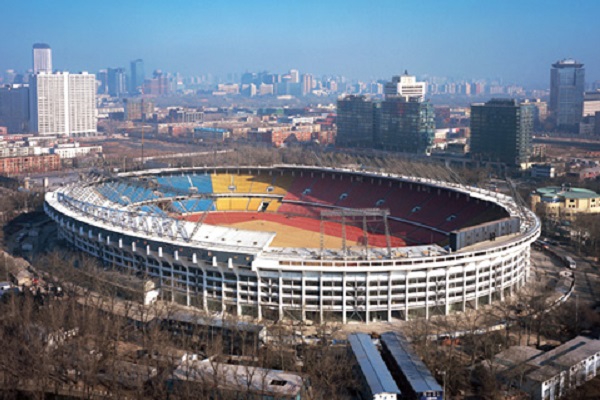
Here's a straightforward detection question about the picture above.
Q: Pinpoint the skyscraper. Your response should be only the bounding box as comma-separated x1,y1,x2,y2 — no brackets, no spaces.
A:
550,59,585,132
130,59,145,95
470,99,534,167
29,72,96,136
32,43,52,74
107,67,128,97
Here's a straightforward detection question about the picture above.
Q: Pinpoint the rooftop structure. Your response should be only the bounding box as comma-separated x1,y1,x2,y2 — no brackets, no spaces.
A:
171,356,306,398
493,336,600,400
384,71,427,101
380,332,443,399
348,333,401,400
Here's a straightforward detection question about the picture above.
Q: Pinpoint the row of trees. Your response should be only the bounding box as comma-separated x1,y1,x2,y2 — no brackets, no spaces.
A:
98,143,465,185
0,249,359,399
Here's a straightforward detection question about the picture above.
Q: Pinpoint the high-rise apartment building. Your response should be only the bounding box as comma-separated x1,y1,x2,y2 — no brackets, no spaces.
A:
336,95,378,148
583,91,600,117
550,59,585,132
377,97,434,153
143,70,171,96
384,71,426,101
32,43,52,74
130,59,145,94
470,99,534,167
29,72,96,136
289,69,299,84
301,74,313,96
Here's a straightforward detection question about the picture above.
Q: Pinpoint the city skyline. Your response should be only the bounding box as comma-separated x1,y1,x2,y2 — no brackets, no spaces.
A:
1,1,600,86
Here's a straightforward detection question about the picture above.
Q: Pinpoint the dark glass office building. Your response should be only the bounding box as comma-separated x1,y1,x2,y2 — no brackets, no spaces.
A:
377,97,435,154
470,99,534,167
336,95,378,148
550,59,585,132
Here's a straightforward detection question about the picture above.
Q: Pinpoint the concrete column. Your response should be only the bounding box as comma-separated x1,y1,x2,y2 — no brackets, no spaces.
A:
220,270,226,313
387,273,393,322
236,271,242,317
342,273,347,324
256,270,262,320
301,272,306,321
404,273,410,321
201,267,208,311
186,266,191,307
365,273,370,324
319,273,324,323
462,267,467,312
278,275,284,321
168,262,175,303
475,264,480,310
500,261,505,301
445,268,450,315
489,263,494,305
425,270,430,320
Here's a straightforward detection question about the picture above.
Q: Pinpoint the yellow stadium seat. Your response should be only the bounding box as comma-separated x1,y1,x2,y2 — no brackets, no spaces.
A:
247,198,264,211
249,174,273,194
230,198,250,211
233,175,254,193
212,174,233,193
271,174,294,195
266,200,282,212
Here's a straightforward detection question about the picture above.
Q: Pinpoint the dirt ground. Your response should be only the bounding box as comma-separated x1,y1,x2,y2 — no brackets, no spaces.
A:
216,219,356,248
192,211,406,249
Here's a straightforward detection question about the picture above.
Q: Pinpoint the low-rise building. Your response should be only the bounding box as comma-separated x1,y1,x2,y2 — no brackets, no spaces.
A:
50,143,102,159
169,354,308,399
567,166,600,181
348,333,401,400
491,336,600,400
531,164,557,180
530,185,600,220
247,126,315,147
0,154,60,175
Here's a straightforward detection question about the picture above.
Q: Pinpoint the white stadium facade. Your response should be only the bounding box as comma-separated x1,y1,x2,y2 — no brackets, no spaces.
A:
44,165,540,324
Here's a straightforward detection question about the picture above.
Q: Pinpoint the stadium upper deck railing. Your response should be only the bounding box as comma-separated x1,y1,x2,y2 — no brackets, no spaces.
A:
46,165,541,265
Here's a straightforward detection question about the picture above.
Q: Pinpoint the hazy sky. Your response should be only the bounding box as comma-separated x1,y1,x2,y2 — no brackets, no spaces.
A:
1,0,599,86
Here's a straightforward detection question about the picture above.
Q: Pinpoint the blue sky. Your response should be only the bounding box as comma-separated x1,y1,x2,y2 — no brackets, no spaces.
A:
1,0,599,86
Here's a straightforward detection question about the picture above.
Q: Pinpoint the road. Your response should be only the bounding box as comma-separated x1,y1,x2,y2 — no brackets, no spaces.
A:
543,244,600,306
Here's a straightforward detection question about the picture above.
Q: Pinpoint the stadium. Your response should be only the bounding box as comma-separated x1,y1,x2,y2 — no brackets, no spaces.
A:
44,165,540,324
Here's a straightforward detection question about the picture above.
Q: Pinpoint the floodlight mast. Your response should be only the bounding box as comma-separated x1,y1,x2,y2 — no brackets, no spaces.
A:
319,208,391,259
